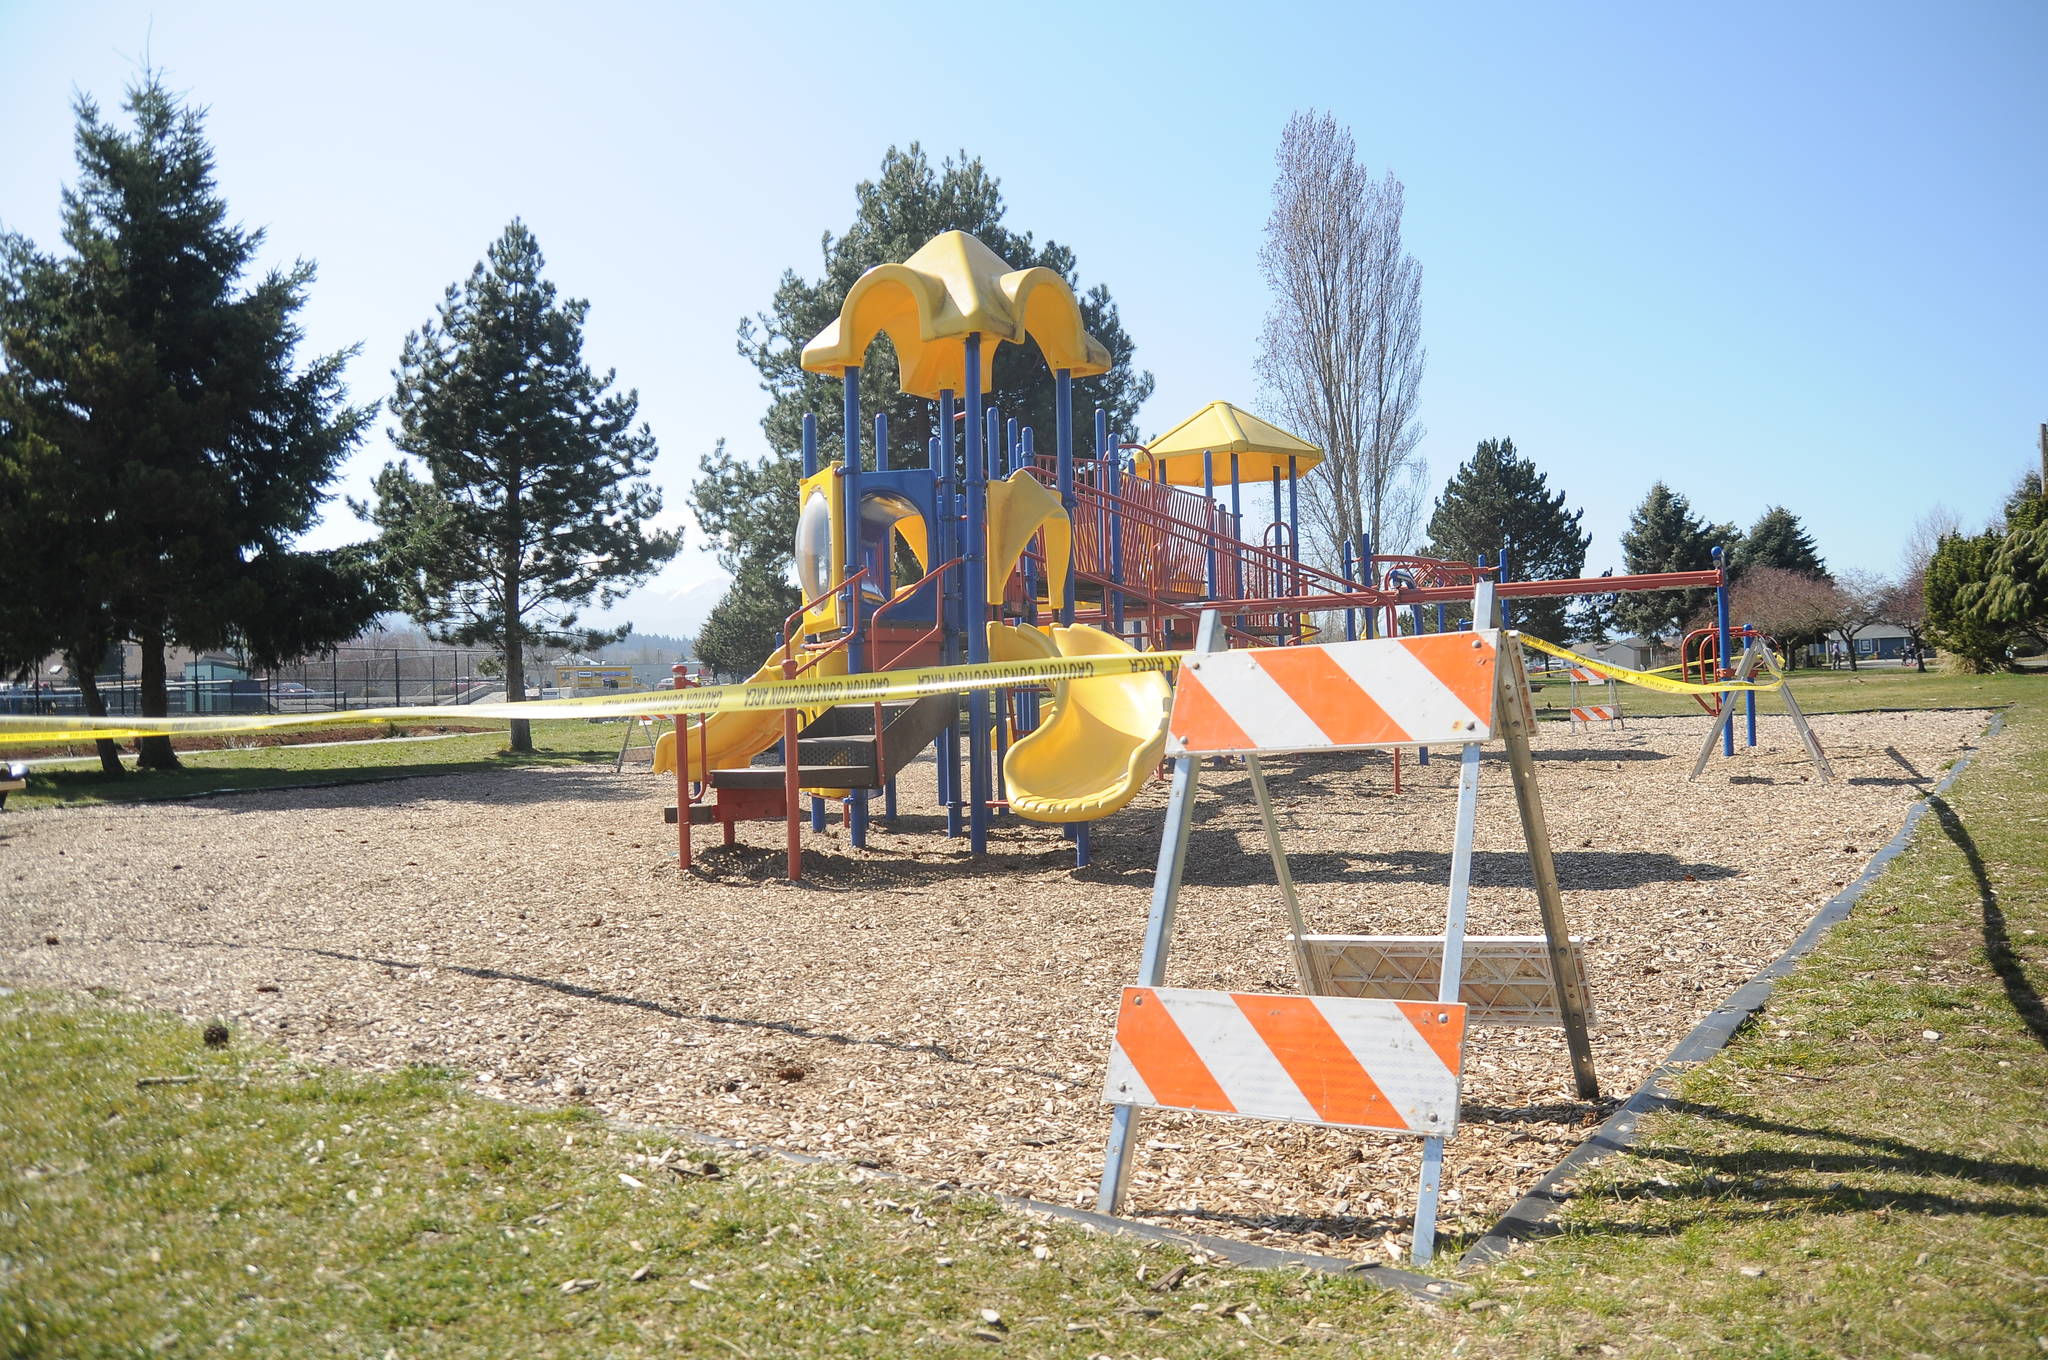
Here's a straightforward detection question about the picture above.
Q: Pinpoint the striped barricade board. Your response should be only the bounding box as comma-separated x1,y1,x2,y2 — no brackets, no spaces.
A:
1104,987,1466,1137
1168,632,1500,756
1297,935,1597,1029
1570,705,1618,724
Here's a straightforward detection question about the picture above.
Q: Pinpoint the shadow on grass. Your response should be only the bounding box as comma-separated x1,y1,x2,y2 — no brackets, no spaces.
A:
1928,793,2048,1053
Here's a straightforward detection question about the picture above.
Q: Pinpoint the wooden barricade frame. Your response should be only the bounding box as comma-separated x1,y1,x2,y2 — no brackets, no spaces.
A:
1566,664,1624,730
1096,583,1598,1265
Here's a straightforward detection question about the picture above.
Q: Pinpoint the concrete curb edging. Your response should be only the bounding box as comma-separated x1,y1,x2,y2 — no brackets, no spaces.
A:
1458,710,2005,1267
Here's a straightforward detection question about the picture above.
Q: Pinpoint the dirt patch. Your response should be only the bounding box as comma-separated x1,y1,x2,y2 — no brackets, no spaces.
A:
0,708,1989,1259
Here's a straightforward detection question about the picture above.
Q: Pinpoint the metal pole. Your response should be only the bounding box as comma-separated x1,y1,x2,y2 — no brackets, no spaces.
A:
1342,541,1357,641
1097,608,1224,1215
1202,449,1217,601
1055,369,1077,627
964,339,990,855
843,368,867,850
938,398,962,838
802,411,818,478
1743,622,1758,748
1104,414,1125,637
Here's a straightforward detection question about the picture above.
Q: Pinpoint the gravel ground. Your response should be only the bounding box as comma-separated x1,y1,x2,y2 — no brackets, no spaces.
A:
0,708,1989,1259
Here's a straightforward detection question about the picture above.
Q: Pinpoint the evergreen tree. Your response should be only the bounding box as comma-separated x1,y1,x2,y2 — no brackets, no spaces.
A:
1925,529,2011,671
359,221,679,753
1422,437,1588,641
693,563,803,682
1737,505,1827,578
1612,483,1743,641
0,76,378,770
692,145,1154,668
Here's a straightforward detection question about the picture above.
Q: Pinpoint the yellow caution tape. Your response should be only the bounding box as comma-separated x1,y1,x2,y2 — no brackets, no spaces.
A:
0,650,1186,746
1514,634,1782,695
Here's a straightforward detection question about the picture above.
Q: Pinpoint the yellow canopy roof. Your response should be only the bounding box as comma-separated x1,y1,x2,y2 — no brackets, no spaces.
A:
800,231,1113,399
1134,401,1324,485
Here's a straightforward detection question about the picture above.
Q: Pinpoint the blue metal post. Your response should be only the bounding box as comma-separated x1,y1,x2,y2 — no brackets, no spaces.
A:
1054,370,1077,627
1021,427,1039,628
1341,541,1357,640
1714,546,1733,758
842,369,867,849
940,393,962,838
1102,410,1125,637
802,411,818,478
874,413,889,591
1744,620,1758,747
1361,533,1375,639
928,431,954,824
964,341,990,854
1230,451,1245,635
1202,449,1217,600
1498,546,1512,630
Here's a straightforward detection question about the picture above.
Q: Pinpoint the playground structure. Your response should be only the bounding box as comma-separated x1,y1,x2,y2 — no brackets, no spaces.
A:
651,228,1765,880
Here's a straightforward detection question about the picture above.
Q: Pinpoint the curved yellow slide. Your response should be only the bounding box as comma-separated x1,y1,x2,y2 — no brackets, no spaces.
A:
988,621,1172,824
653,646,848,783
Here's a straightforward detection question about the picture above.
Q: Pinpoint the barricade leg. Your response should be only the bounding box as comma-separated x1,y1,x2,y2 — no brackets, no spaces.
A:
1097,610,1222,1216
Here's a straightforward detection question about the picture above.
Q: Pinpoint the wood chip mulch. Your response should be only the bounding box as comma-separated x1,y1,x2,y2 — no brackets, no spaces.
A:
0,707,1989,1260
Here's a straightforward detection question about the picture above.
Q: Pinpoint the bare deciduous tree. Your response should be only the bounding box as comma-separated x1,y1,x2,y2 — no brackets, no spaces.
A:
1256,110,1426,567
1825,569,1889,671
1904,505,1961,577
1724,566,1840,665
1876,567,1930,671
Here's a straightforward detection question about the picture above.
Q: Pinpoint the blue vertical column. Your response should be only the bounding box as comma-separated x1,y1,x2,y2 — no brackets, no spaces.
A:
1498,546,1513,631
1361,532,1375,639
1744,621,1758,747
842,370,868,850
1713,545,1733,758
938,394,963,838
989,404,1009,821
1342,541,1357,640
928,432,953,823
801,411,821,827
1202,450,1217,601
1101,410,1125,637
963,339,990,855
1054,370,1077,627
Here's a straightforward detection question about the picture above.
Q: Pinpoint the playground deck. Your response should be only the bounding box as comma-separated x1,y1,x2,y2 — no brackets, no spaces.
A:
0,707,1990,1258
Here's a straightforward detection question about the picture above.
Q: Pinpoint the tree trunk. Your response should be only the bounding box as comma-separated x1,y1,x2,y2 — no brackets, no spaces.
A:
67,652,125,777
135,629,181,770
502,640,532,755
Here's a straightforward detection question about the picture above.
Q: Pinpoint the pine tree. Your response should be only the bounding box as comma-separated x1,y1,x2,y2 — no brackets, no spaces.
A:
359,221,679,753
1612,483,1743,641
1422,437,1588,640
1737,506,1826,577
693,563,803,682
1925,529,2011,671
0,76,378,770
691,145,1154,668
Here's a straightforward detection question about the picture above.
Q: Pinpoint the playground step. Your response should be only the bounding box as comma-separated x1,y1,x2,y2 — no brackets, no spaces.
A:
709,763,880,790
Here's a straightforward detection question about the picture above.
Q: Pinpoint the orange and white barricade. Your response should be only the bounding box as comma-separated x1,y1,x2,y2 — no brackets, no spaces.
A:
1098,583,1598,1265
1566,664,1623,730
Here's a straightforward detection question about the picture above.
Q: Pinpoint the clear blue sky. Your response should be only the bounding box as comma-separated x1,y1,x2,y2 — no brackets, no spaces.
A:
4,1,2042,637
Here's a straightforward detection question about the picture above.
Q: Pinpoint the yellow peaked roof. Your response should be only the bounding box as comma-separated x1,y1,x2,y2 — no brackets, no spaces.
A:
801,231,1113,399
1135,401,1324,485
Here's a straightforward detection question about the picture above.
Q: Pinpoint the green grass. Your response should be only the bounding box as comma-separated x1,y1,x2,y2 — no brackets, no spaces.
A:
8,722,624,811
4,675,2046,1356
1529,663,2038,722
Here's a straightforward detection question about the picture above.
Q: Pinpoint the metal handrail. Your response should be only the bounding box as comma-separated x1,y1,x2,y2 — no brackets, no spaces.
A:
869,556,962,674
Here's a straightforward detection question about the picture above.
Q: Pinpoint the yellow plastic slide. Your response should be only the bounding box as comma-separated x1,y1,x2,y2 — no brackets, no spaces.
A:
653,646,848,783
987,621,1172,823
